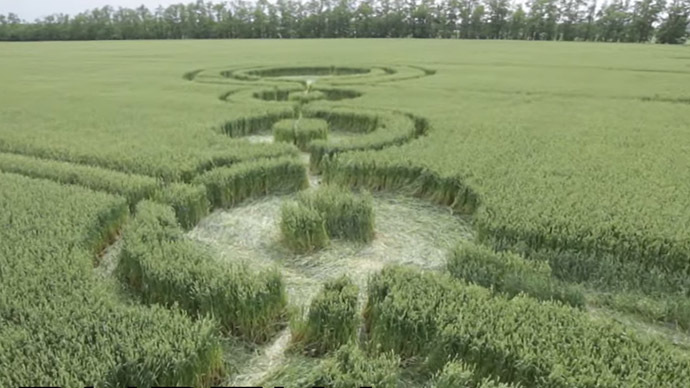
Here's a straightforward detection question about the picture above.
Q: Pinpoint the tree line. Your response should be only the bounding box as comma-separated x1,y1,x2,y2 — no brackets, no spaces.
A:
1,0,688,43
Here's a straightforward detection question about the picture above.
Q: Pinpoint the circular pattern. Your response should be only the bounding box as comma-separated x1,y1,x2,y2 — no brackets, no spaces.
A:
190,64,435,86
180,64,442,384
187,63,435,170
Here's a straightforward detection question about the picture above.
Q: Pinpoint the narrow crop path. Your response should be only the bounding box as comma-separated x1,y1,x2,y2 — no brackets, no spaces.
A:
229,329,293,386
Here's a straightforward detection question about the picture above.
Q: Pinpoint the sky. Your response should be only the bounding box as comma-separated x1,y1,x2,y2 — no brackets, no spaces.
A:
0,0,193,21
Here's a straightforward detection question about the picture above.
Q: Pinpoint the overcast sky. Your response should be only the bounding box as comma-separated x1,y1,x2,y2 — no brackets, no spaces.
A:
0,0,193,21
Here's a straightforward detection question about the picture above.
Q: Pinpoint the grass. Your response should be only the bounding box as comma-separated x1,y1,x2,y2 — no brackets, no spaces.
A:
119,201,287,343
365,266,690,387
3,39,690,385
273,118,329,150
280,201,330,253
447,242,585,308
280,185,375,254
428,360,520,388
0,173,225,388
290,276,360,356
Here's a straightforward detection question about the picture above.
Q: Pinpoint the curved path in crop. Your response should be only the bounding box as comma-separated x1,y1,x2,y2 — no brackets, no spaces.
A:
182,64,474,384
187,64,436,86
184,63,690,385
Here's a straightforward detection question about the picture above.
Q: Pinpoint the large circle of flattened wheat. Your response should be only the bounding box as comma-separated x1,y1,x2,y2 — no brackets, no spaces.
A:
223,65,380,83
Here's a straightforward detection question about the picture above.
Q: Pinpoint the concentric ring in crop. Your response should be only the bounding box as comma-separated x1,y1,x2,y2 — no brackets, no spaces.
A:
189,64,436,86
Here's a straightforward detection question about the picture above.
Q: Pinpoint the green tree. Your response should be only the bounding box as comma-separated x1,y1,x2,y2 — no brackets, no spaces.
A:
379,0,410,37
581,0,598,40
527,0,561,40
470,3,486,37
629,0,666,42
276,0,298,38
485,0,511,38
596,0,632,41
327,0,353,38
410,0,437,38
656,0,689,43
0,0,684,43
458,0,476,38
354,0,377,37
509,4,528,39
559,0,587,40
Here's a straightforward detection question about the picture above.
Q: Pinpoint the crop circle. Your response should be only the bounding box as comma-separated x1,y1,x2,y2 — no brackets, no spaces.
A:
190,64,435,86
